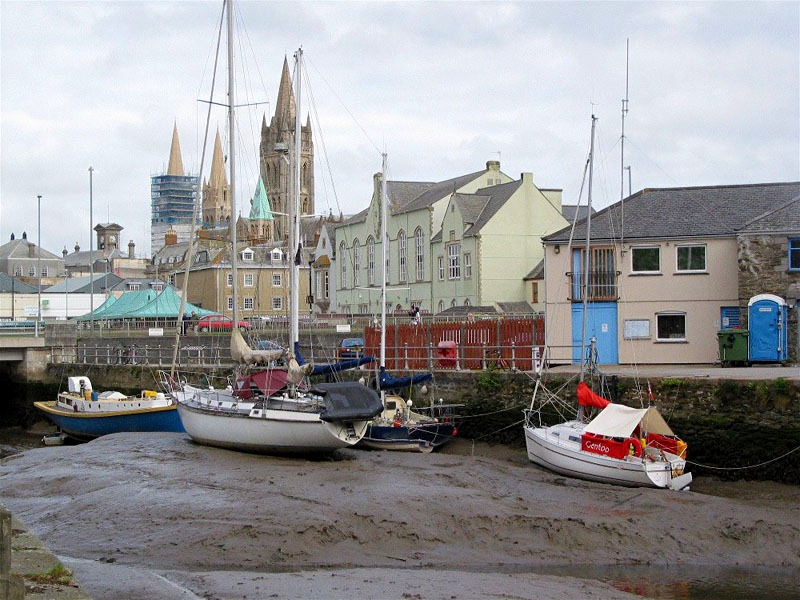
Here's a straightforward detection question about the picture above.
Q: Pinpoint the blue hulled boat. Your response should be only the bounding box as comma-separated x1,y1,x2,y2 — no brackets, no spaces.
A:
34,376,184,441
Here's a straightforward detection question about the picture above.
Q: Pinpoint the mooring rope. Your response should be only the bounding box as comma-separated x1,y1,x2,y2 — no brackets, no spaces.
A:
687,444,800,471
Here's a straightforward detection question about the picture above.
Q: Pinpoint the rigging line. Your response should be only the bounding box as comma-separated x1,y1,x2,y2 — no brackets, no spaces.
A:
686,444,800,471
304,55,382,155
458,404,527,419
472,418,526,441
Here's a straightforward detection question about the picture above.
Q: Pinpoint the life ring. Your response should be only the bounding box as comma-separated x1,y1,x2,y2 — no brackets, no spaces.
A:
627,437,643,457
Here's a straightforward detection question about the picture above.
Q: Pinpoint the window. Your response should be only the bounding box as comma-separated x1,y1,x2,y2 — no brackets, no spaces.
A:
790,238,800,271
677,244,706,272
227,273,233,287
29,266,36,277
244,273,254,287
464,252,472,279
339,242,347,288
631,246,660,273
398,230,408,282
242,250,254,261
531,281,539,304
324,271,329,298
272,297,283,310
438,300,444,313
243,297,254,310
227,296,234,311
42,266,49,277
438,256,445,280
353,240,361,287
447,243,461,279
414,228,425,281
128,283,140,291
367,237,375,285
151,283,163,292
570,247,617,302
272,273,282,287
656,313,686,341
14,266,22,276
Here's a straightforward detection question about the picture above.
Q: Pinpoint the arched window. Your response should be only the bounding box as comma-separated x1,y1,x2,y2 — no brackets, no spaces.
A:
352,239,361,287
414,227,425,281
366,236,375,285
398,230,408,282
437,300,444,313
451,298,457,308
339,241,347,288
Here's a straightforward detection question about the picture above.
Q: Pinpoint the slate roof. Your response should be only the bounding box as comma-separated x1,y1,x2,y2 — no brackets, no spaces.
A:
543,182,800,243
737,196,800,234
45,273,123,294
394,170,486,215
0,272,37,293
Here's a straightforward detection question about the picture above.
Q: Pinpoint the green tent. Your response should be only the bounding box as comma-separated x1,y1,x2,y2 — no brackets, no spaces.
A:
76,288,214,320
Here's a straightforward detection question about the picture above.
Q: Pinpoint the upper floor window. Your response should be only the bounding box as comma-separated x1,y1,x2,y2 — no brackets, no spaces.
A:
414,228,425,281
353,240,361,287
272,297,283,310
339,242,347,288
272,273,282,287
438,256,445,280
243,297,254,310
242,250,254,262
227,273,233,287
398,230,408,282
42,266,49,277
29,266,36,277
570,247,617,302
631,246,661,274
227,296,234,311
128,283,140,291
367,236,375,285
464,252,472,279
244,273,254,287
447,243,461,280
790,238,800,271
14,266,22,276
676,244,706,272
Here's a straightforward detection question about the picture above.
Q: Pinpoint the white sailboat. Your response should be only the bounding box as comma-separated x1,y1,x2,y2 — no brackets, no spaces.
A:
172,4,381,454
358,154,460,452
522,116,691,490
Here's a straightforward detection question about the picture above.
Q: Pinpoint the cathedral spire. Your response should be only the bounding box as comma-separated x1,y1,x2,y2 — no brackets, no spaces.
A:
167,121,185,176
274,56,296,130
249,176,273,220
209,128,227,187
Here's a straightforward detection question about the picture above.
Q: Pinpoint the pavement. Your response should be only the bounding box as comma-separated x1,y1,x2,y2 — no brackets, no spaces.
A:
547,363,800,381
1,508,91,600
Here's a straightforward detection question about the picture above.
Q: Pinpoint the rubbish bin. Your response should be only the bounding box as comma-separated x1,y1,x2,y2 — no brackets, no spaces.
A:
717,330,749,366
437,340,457,368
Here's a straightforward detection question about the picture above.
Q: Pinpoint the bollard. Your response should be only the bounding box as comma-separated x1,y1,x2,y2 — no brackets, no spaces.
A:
0,507,25,600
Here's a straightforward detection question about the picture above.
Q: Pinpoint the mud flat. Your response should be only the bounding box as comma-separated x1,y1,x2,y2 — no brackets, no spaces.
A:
1,433,798,599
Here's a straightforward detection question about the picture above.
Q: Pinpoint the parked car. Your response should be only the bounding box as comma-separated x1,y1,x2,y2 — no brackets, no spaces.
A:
196,314,250,332
337,337,364,360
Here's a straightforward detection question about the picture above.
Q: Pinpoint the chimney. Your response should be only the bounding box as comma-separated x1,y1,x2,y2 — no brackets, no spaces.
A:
62,247,68,258
165,229,178,246
28,242,35,258
521,172,534,185
486,160,500,171
128,240,135,259
74,242,80,253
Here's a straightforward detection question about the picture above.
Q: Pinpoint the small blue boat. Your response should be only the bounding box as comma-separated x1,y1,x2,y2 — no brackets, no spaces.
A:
34,376,184,441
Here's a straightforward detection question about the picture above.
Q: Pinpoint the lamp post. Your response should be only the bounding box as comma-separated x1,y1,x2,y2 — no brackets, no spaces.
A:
89,166,94,332
36,194,42,338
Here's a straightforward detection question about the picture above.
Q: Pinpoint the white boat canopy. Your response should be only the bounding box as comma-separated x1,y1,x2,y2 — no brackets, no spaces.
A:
584,404,676,438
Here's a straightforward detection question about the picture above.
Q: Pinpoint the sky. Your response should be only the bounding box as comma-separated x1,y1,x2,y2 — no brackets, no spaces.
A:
1,1,798,259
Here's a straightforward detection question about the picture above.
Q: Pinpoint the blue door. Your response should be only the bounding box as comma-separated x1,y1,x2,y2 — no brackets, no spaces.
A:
572,302,619,365
748,295,788,362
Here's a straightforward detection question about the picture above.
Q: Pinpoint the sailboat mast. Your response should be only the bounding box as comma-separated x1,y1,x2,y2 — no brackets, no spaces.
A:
379,153,388,369
579,115,597,384
620,38,629,246
290,48,303,348
226,0,239,327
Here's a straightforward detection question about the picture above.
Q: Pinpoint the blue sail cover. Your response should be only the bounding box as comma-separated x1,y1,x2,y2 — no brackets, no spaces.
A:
378,366,432,391
294,342,374,375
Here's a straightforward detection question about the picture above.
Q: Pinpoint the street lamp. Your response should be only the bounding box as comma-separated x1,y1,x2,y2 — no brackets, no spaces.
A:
36,194,41,338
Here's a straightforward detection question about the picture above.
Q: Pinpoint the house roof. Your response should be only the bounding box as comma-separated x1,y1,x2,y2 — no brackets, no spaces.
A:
544,182,800,243
0,272,37,293
737,195,800,234
394,170,486,215
45,273,123,293
0,237,62,261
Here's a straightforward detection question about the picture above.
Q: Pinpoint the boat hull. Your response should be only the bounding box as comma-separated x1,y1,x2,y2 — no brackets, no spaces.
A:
33,401,184,441
359,421,457,453
523,422,689,489
176,401,368,454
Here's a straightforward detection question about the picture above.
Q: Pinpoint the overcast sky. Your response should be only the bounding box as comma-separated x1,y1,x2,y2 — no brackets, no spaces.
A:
2,1,798,258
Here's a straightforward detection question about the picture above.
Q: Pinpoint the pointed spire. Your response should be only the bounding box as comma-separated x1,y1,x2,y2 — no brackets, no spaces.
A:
167,121,185,176
249,177,274,220
274,56,296,128
209,128,227,187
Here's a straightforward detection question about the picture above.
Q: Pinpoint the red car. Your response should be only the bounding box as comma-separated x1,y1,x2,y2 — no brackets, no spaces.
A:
197,314,250,332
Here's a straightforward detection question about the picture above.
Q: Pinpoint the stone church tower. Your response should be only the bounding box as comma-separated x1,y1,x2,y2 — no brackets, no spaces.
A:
259,57,314,243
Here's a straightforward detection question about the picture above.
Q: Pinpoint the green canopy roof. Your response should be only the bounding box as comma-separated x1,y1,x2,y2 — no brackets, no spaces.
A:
76,288,214,320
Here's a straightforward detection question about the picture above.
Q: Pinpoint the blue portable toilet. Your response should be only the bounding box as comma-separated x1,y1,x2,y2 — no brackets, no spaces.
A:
748,294,788,363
